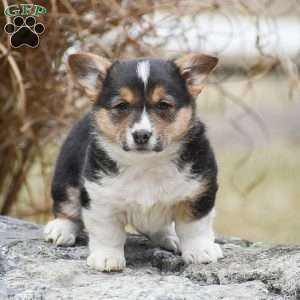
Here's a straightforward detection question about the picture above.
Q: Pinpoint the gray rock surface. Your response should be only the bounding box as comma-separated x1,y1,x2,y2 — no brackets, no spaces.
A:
0,216,299,300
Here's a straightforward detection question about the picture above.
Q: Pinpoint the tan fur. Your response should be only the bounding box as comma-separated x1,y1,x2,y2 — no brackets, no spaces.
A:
54,187,81,221
167,107,193,140
119,87,138,104
175,53,218,97
94,109,131,142
150,106,193,142
150,85,166,104
174,201,195,222
174,180,208,222
68,53,112,100
54,212,81,223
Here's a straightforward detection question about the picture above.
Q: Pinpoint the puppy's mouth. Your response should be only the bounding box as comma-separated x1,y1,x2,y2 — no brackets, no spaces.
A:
122,143,163,153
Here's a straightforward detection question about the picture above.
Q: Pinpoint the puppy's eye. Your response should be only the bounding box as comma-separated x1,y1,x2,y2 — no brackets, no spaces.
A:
112,101,129,112
156,101,174,110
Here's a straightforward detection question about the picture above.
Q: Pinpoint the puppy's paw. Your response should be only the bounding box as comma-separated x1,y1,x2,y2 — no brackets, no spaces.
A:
87,248,126,272
151,232,180,253
44,218,79,246
181,239,223,264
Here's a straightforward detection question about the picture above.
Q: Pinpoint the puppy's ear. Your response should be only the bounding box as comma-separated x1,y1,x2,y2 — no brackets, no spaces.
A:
68,52,112,99
175,53,218,97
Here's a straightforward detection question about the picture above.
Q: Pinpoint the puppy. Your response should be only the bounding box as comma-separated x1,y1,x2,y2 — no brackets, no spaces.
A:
44,52,223,271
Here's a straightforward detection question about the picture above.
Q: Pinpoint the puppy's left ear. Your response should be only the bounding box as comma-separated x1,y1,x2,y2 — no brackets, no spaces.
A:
68,52,112,99
175,53,218,97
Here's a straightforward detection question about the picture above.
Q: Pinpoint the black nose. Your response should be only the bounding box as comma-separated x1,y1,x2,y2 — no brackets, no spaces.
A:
133,130,152,145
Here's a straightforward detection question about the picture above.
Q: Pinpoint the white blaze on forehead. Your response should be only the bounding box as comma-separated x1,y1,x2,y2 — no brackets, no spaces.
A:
131,108,152,132
136,60,150,89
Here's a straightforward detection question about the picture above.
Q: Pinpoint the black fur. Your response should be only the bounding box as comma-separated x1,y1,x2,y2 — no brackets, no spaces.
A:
51,58,217,221
51,112,119,215
95,59,193,110
177,120,218,219
51,112,91,216
80,186,91,209
83,137,118,182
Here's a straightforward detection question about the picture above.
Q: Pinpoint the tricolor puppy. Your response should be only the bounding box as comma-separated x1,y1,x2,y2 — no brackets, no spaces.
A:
44,52,223,271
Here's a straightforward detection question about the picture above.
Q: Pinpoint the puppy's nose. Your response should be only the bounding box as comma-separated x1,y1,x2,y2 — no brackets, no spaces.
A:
133,130,152,145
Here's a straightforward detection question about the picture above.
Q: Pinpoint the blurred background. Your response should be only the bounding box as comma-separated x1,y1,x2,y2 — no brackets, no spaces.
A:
0,0,299,244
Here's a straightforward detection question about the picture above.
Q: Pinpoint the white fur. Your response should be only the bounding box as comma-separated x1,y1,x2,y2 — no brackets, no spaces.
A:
131,108,152,132
79,69,99,91
127,108,156,149
84,158,204,213
96,134,179,166
84,207,127,271
44,218,80,246
82,147,212,271
176,210,223,263
87,247,126,272
136,60,150,89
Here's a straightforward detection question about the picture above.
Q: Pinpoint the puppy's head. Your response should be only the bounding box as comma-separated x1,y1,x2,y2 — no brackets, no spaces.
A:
69,52,218,153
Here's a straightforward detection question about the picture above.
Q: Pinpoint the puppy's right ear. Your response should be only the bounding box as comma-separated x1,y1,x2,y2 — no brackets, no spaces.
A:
68,53,112,99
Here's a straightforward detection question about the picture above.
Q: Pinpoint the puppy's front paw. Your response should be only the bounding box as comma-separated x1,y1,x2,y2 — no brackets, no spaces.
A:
87,248,126,272
44,218,79,246
181,239,223,264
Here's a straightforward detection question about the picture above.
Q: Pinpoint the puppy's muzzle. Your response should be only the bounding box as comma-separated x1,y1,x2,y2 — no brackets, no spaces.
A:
132,130,152,146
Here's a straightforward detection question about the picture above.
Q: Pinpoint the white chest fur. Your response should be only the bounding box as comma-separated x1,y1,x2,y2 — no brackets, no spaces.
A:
84,142,206,233
89,162,200,204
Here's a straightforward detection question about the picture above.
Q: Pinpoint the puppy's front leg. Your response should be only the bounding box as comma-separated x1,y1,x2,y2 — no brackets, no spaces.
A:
175,206,223,264
83,207,126,272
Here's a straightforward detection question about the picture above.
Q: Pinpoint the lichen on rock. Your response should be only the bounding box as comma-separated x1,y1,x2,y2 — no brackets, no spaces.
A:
0,216,299,299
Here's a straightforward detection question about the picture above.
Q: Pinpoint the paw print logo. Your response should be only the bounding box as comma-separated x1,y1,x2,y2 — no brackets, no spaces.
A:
4,16,45,48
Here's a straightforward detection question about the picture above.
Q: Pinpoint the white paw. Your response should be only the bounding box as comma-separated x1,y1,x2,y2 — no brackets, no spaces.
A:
181,239,223,264
87,248,126,272
151,233,180,253
44,218,80,246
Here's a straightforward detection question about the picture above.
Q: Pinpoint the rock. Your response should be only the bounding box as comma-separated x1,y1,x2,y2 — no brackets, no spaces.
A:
0,216,299,300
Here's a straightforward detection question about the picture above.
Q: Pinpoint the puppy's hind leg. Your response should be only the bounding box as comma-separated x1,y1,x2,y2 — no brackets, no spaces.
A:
44,187,82,246
44,218,81,246
45,113,91,246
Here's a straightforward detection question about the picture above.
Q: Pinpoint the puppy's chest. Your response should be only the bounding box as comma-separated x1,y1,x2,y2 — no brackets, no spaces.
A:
93,160,201,208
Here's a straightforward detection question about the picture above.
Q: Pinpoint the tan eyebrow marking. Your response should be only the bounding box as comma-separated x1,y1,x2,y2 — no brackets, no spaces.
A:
119,87,138,104
150,85,167,104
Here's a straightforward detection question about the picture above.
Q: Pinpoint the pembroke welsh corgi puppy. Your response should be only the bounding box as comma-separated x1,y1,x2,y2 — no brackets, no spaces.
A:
44,52,223,271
